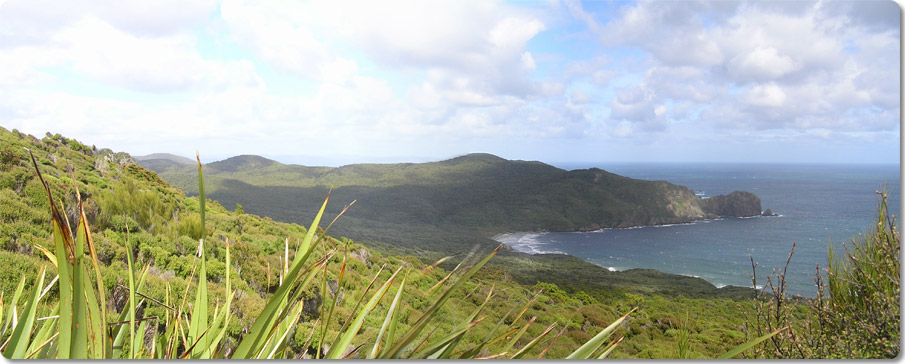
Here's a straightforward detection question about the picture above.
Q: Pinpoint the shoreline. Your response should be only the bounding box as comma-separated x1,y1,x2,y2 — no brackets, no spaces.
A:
493,213,777,237
492,226,763,293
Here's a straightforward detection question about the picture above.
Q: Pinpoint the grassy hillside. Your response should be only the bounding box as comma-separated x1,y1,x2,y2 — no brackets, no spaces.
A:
3,128,896,359
0,127,765,358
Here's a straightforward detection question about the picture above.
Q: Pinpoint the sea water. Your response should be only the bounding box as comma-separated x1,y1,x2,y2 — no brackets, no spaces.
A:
495,163,900,296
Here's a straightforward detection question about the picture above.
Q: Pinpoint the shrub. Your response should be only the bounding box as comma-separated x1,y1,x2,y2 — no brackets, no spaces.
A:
177,213,203,240
747,191,900,359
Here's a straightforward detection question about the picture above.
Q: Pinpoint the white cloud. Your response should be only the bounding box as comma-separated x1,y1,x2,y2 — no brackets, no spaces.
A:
0,0,897,164
570,88,590,104
0,0,217,45
727,46,799,82
221,0,549,104
567,0,898,138
744,82,786,108
220,0,331,81
50,16,260,92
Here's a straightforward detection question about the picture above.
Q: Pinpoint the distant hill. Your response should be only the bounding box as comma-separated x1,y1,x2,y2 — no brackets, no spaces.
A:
208,154,280,172
133,152,195,164
132,153,194,171
140,152,762,252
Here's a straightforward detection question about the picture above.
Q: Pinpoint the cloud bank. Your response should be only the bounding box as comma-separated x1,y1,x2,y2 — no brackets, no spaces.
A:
0,0,898,164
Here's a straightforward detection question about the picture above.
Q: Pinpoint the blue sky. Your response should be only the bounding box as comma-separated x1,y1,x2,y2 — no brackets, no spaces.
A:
0,0,900,166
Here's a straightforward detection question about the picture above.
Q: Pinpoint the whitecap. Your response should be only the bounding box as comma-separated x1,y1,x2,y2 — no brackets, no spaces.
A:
493,232,564,255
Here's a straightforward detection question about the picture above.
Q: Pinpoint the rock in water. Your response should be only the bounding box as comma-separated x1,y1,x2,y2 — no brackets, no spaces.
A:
700,191,762,217
762,208,776,216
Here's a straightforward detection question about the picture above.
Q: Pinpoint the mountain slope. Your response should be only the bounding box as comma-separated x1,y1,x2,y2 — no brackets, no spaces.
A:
141,153,762,253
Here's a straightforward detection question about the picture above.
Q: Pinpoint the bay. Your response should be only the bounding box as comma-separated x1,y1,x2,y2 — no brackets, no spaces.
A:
495,163,900,296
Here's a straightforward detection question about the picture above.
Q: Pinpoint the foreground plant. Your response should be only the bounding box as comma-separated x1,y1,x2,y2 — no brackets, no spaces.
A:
746,190,899,359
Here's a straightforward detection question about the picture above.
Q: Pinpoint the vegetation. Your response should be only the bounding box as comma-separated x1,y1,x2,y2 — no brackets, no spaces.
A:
0,127,891,359
1,145,643,359
0,128,756,359
140,150,765,301
746,191,900,358
139,152,762,254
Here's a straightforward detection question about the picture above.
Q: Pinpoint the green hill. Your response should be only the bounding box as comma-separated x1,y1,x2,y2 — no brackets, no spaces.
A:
141,152,762,254
133,153,195,165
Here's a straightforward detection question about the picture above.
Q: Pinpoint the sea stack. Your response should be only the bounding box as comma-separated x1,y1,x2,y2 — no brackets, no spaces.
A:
699,191,762,217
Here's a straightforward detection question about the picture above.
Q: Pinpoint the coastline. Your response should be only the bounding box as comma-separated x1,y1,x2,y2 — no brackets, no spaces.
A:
492,223,768,294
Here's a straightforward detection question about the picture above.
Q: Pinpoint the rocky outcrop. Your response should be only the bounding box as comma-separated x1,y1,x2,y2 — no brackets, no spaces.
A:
699,191,762,217
762,208,776,216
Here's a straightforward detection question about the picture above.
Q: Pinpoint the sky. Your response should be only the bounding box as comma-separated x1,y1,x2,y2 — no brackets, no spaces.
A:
0,0,900,166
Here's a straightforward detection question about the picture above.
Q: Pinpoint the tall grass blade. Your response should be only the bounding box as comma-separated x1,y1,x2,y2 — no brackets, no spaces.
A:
318,243,349,358
201,241,232,359
596,336,624,359
69,207,90,359
381,244,502,359
188,152,209,359
2,266,45,358
719,326,788,359
327,263,386,354
538,327,566,359
501,316,536,356
427,261,463,296
72,174,107,357
411,318,484,359
135,320,147,356
111,266,149,359
565,307,635,359
263,301,305,359
368,272,408,359
0,294,4,343
25,330,59,359
125,238,137,359
33,245,57,268
258,252,332,359
188,239,209,358
458,304,517,359
325,266,403,359
294,192,331,268
231,224,331,360
511,323,556,359
1,276,26,340
28,151,75,359
434,285,495,359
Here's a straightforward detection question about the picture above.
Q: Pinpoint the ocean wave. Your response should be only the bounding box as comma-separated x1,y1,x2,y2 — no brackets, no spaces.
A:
493,232,564,255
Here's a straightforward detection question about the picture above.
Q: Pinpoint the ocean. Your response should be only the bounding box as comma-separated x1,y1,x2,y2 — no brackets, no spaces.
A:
494,163,900,297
